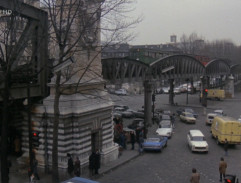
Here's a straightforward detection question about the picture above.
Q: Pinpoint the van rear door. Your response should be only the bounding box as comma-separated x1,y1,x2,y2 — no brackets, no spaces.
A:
230,122,241,143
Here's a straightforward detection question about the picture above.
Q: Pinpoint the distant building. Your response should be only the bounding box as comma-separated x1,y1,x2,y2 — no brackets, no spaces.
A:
170,35,177,43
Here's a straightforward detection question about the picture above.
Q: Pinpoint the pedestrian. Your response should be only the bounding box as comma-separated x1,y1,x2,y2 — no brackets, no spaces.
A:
171,113,175,128
138,129,144,154
89,151,95,176
30,173,36,183
32,158,40,180
224,138,229,156
74,157,81,177
94,149,101,175
14,135,21,156
190,168,200,183
130,131,135,150
219,157,227,182
67,153,74,177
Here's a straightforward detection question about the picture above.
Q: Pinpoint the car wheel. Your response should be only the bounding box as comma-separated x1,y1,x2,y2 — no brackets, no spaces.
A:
165,142,168,147
159,146,163,152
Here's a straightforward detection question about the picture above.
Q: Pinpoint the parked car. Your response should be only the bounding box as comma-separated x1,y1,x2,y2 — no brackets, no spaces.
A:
176,108,198,118
214,109,224,116
156,120,173,138
160,114,171,121
114,105,129,110
133,110,144,118
114,107,125,112
128,118,144,130
187,129,208,153
238,115,241,122
121,109,135,118
142,136,168,152
162,110,172,115
162,87,170,94
114,89,127,95
180,112,196,124
174,87,181,94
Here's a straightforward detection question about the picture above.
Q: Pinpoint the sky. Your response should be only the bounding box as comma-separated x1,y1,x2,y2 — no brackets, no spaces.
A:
129,0,241,46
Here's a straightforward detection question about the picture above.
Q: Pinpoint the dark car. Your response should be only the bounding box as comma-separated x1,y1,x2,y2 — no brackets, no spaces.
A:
128,118,144,130
176,108,198,118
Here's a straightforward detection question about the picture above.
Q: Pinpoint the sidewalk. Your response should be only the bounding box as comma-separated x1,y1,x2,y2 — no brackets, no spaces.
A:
8,144,139,183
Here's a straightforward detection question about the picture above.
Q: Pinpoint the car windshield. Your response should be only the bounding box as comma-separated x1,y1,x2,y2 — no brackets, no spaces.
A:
161,124,171,128
192,136,204,141
162,115,170,120
186,113,194,117
208,116,214,119
146,138,160,142
185,108,193,113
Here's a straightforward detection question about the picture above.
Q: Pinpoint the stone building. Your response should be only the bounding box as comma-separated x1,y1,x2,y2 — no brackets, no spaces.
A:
19,0,119,170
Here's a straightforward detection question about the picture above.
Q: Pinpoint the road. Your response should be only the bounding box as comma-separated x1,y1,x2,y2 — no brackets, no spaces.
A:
98,92,241,183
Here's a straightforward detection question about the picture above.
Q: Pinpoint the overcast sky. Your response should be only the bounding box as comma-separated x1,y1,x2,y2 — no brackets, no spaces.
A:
129,0,241,46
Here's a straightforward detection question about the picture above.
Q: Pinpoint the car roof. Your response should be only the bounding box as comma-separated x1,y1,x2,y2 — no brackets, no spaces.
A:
207,113,218,116
189,130,204,137
159,120,171,124
182,112,193,115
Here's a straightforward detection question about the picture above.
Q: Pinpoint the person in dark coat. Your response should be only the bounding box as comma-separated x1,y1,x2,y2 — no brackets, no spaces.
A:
94,149,101,174
74,157,80,177
32,158,40,180
67,153,74,177
224,139,229,156
89,151,95,176
130,131,135,150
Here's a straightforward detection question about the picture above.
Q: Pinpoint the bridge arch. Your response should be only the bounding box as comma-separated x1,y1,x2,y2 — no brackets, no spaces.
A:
149,54,205,80
205,59,230,76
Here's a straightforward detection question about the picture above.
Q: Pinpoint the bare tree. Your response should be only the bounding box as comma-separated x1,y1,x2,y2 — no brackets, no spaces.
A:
41,0,141,182
0,4,36,183
179,32,205,55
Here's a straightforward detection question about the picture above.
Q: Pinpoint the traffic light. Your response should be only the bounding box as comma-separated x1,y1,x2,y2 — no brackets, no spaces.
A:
32,131,40,148
204,88,208,96
152,93,156,102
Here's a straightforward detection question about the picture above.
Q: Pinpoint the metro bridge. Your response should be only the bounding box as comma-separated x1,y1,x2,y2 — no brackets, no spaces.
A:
102,54,241,133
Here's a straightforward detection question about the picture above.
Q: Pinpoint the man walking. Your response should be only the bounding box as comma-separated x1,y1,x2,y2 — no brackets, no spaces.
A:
224,139,229,156
94,149,101,175
130,131,135,150
67,153,74,177
219,157,227,182
190,168,200,183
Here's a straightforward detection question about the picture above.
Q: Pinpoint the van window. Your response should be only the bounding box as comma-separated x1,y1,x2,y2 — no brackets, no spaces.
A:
208,116,214,119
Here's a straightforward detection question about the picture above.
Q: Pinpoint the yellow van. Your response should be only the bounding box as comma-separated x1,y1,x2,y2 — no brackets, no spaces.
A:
211,116,241,145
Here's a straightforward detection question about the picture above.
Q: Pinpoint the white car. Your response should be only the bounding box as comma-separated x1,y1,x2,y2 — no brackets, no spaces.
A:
238,116,241,122
214,109,224,116
114,89,127,95
187,130,208,153
180,112,196,124
156,120,173,138
206,113,218,125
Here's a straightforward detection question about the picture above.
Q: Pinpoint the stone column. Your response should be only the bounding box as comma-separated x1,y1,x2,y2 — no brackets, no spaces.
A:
143,80,152,138
169,79,174,105
224,75,234,98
